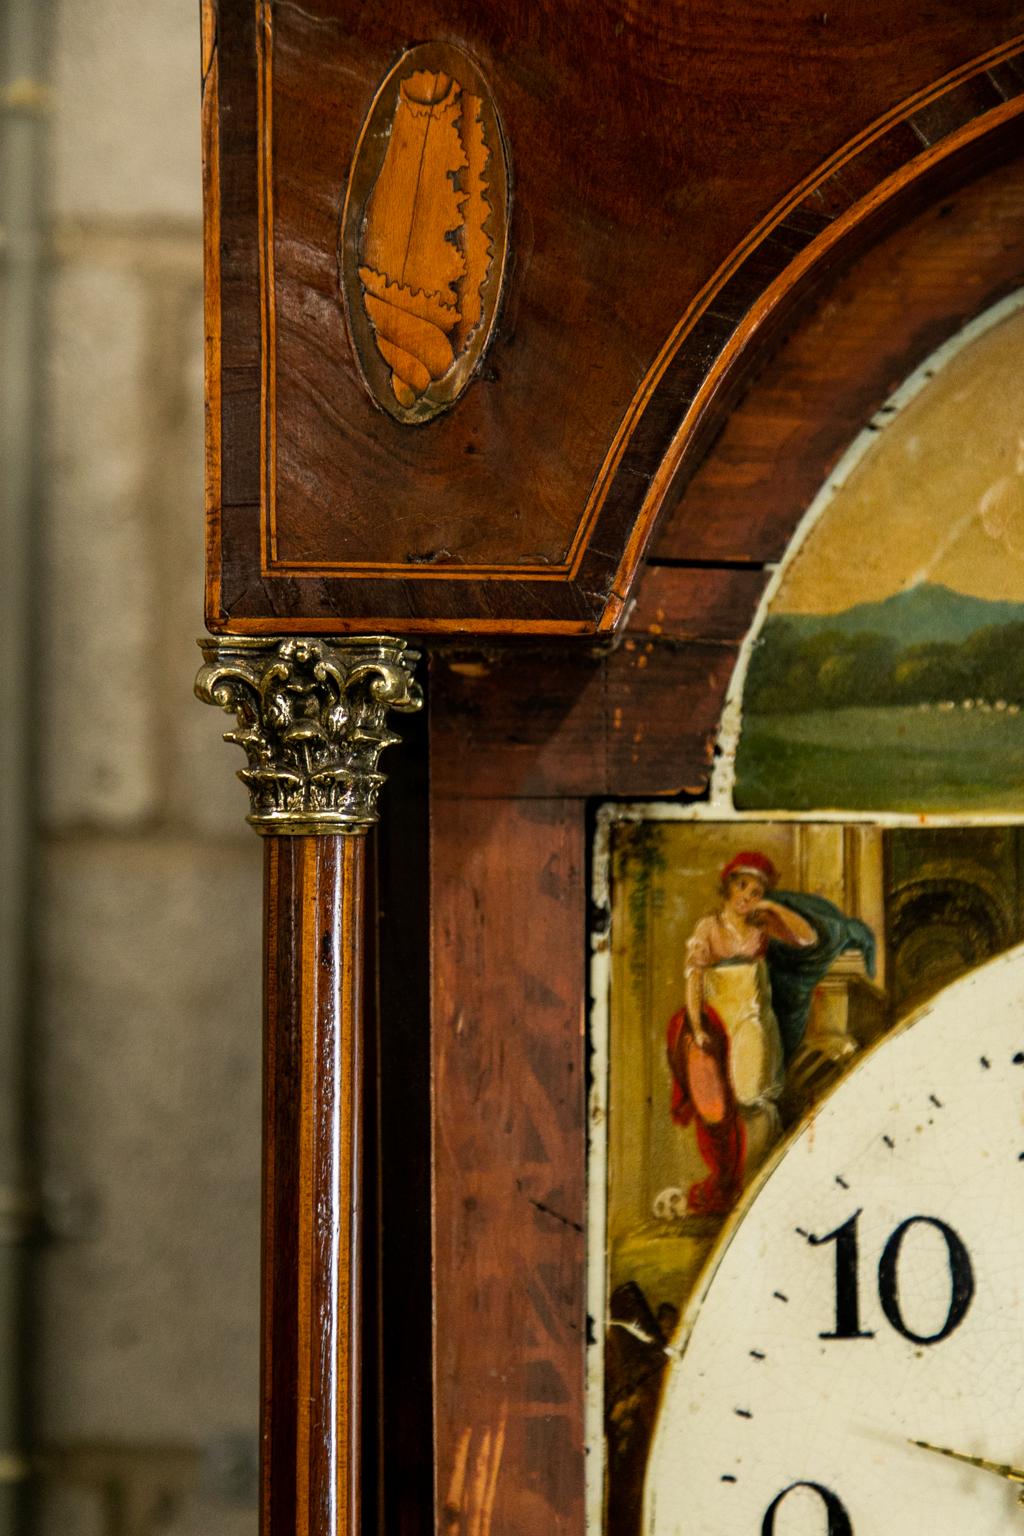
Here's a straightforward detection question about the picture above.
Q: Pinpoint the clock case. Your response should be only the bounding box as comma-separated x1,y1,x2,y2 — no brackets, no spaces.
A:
199,4,1024,1531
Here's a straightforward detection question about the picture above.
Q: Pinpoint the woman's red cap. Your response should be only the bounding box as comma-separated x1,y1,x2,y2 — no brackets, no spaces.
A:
721,850,778,888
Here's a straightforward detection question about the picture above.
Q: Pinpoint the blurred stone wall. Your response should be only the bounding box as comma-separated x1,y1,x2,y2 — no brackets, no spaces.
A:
35,3,261,1531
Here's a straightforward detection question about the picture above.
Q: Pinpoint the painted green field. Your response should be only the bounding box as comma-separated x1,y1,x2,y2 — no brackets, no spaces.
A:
735,706,1024,812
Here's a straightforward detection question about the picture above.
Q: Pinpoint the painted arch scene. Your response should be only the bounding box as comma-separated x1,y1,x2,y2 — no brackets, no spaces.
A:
733,294,1024,813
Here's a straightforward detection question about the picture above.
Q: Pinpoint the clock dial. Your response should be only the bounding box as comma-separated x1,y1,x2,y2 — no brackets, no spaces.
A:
644,943,1024,1534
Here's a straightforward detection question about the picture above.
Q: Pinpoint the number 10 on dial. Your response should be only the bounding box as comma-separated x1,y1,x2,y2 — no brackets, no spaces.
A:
644,946,1024,1534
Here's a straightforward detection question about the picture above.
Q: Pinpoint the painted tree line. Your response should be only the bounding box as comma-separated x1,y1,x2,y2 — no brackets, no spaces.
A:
746,620,1024,715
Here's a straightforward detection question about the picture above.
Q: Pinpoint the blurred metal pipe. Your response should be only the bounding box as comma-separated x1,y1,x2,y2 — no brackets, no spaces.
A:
0,1,50,1530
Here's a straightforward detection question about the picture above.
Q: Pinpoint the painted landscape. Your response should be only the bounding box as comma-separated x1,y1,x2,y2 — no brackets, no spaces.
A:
735,583,1024,810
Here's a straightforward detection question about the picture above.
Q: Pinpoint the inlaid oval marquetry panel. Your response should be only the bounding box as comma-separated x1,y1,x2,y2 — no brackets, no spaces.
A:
340,43,510,426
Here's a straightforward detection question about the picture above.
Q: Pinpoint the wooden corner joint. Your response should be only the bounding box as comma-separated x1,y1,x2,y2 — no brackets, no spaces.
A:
195,634,422,835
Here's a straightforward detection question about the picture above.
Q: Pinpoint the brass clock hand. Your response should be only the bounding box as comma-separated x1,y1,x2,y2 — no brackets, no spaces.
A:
910,1439,1024,1504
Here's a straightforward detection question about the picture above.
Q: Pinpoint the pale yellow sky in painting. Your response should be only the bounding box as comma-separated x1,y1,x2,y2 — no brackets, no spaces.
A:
775,305,1024,615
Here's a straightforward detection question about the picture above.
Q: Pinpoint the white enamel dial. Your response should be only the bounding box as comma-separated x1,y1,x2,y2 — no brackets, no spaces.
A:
645,943,1024,1535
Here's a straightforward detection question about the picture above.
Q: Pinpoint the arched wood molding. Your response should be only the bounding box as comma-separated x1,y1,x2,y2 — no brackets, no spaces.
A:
650,156,1024,572
432,149,1024,800
593,50,1024,629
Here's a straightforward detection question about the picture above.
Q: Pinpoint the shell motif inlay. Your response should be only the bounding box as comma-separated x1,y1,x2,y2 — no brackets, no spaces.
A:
340,45,510,425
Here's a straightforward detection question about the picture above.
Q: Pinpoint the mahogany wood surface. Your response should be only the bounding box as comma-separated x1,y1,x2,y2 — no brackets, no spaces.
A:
653,148,1024,566
430,799,586,1536
263,838,364,1536
205,0,1024,633
429,626,739,802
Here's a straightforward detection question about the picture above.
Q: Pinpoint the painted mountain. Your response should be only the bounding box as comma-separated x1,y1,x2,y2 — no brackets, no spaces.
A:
736,582,1024,812
770,582,1024,647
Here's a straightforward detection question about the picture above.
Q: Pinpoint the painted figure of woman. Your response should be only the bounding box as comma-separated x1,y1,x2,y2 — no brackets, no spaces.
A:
667,851,875,1215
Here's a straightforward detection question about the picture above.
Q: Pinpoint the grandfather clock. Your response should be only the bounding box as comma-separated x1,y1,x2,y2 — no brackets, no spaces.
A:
195,3,1024,1532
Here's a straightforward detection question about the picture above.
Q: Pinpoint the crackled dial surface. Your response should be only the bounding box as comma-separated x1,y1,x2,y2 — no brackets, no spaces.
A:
645,945,1024,1535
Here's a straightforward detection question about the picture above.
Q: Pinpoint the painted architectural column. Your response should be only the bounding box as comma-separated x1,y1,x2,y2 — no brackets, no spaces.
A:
196,635,422,1536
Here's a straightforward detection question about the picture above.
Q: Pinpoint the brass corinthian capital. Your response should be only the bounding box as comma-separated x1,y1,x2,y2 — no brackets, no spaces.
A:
195,635,422,835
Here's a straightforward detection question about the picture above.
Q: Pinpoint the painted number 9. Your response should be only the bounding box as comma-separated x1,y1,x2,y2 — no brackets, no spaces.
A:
762,1481,853,1534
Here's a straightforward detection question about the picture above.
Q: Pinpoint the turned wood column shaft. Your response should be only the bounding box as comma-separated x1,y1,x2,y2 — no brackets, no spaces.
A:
263,836,364,1536
195,635,421,1536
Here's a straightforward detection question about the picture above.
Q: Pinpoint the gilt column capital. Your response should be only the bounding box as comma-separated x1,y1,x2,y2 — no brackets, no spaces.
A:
195,635,422,835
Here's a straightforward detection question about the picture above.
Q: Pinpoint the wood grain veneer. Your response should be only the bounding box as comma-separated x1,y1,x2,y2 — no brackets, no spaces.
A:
262,838,364,1536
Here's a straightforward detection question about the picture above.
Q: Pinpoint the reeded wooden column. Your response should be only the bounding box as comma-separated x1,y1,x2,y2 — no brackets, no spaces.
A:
196,636,421,1536
262,836,364,1534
